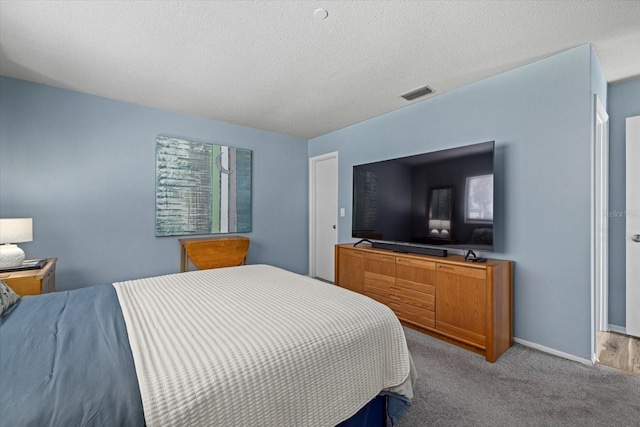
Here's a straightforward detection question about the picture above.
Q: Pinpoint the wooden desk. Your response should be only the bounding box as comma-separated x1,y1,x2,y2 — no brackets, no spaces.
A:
0,258,57,297
179,236,250,272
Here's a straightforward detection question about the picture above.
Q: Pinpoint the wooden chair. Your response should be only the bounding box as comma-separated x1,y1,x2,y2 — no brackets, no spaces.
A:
179,236,250,272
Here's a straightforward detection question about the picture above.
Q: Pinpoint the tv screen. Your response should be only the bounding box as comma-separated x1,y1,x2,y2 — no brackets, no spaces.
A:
352,141,495,254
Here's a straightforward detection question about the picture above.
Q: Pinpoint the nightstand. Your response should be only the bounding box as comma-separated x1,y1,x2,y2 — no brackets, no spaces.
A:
0,258,57,297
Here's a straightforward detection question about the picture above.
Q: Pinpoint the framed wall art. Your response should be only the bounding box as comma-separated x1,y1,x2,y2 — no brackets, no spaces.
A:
155,136,252,237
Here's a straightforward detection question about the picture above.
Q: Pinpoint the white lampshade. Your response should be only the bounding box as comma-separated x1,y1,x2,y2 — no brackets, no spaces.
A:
0,218,33,268
0,218,33,244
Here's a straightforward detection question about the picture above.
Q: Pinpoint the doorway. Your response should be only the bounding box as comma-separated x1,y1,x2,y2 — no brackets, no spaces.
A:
594,114,640,377
626,115,640,337
592,95,609,363
309,152,338,282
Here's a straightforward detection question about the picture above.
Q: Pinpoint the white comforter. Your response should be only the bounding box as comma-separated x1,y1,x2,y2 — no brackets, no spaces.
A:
114,264,411,427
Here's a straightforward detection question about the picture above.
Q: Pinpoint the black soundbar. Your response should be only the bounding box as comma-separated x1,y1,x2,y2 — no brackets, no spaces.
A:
371,242,448,257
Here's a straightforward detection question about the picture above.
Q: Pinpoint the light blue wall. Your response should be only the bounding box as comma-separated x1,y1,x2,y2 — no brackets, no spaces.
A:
0,77,309,290
1,45,617,359
309,45,600,359
590,48,608,107
608,77,640,328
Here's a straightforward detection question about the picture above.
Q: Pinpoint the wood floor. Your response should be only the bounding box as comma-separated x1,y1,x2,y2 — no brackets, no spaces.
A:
597,331,640,376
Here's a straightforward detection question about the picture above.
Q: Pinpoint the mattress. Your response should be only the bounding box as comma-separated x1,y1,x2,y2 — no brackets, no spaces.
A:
114,264,412,427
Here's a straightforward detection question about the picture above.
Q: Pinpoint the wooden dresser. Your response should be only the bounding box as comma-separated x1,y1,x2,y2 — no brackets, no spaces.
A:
335,244,512,362
0,258,57,297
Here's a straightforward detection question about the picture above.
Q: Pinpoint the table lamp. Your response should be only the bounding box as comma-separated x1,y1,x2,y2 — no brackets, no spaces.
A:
0,218,33,268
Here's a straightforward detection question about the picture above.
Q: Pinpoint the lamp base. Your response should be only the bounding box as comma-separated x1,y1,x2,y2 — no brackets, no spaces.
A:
0,244,25,268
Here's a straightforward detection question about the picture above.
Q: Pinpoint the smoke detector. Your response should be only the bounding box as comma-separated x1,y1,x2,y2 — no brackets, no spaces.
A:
314,9,328,20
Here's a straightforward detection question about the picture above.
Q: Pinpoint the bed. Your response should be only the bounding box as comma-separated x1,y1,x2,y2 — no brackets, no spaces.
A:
1,264,415,426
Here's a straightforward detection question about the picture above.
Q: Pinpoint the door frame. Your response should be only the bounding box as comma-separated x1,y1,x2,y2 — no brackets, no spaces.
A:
626,116,640,337
308,151,338,279
591,94,609,363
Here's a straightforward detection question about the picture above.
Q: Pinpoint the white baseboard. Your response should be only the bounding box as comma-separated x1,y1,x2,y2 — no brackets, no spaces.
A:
608,324,627,334
513,338,593,366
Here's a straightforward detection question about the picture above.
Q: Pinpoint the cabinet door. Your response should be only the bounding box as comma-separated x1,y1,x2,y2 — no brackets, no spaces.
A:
436,264,487,347
337,247,364,294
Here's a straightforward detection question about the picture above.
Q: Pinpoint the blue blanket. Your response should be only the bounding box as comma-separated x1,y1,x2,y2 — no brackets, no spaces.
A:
1,284,406,426
0,285,144,426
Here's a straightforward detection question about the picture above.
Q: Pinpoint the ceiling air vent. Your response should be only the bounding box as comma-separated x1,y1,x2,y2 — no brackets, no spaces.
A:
401,85,434,101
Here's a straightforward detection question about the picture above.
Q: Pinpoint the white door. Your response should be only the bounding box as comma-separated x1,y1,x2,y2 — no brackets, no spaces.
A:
594,96,609,335
310,153,338,282
627,116,640,337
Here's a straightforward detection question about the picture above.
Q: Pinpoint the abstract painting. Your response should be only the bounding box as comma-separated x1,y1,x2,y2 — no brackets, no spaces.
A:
155,136,252,237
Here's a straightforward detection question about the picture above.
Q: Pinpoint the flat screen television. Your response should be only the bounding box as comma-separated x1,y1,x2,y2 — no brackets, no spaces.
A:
352,141,495,256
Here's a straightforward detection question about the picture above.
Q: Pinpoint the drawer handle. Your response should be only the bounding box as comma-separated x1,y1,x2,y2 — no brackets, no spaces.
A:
439,266,454,271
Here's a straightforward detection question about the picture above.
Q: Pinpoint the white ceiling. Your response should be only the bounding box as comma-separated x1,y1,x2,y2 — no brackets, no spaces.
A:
1,1,639,140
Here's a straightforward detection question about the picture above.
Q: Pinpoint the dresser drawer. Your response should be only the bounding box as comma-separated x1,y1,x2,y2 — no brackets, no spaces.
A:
4,276,42,296
368,293,435,329
395,278,435,295
436,263,486,279
364,253,395,281
397,302,435,329
364,276,394,297
396,256,436,292
367,292,396,309
396,256,436,270
366,293,403,320
365,252,396,264
389,286,435,311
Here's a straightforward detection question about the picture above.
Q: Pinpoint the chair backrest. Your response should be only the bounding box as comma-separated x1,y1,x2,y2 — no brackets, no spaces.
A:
182,237,250,270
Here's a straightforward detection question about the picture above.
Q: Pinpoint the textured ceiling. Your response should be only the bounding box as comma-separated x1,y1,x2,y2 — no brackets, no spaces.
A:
1,1,639,139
